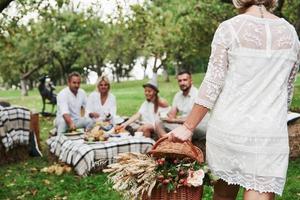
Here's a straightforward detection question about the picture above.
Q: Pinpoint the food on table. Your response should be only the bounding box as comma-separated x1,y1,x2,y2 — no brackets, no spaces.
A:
115,125,125,134
84,125,107,142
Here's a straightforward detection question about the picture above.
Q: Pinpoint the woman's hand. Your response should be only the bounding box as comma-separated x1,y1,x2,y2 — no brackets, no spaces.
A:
115,123,127,132
167,124,193,142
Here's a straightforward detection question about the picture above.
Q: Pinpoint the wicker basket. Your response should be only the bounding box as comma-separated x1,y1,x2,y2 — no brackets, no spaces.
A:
149,137,204,164
143,184,203,200
144,137,204,200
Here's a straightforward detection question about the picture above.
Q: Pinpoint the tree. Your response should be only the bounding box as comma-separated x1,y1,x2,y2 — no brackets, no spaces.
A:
0,0,89,93
0,20,52,95
106,7,139,82
131,0,234,76
77,14,110,77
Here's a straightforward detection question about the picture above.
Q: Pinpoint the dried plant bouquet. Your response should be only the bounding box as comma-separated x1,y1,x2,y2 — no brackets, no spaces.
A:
103,152,157,200
104,152,217,200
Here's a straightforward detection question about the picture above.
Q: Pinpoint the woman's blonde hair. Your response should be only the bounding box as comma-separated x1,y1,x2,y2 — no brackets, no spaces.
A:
96,75,110,90
232,0,277,12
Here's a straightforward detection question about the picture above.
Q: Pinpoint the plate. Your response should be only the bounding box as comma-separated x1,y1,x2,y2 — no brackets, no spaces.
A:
64,131,84,136
114,116,125,124
109,131,130,137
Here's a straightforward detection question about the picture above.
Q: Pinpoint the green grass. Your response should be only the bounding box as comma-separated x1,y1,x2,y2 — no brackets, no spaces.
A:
0,73,299,200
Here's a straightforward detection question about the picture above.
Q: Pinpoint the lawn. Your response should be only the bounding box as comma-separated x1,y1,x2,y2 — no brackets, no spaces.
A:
0,73,300,200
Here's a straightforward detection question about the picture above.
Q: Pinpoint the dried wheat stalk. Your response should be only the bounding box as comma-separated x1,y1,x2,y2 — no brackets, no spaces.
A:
103,152,157,200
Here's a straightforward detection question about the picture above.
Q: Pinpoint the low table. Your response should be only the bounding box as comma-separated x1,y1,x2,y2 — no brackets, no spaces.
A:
47,134,155,176
0,107,40,164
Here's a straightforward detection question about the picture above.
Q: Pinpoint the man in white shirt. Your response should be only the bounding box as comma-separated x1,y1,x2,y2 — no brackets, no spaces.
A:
55,72,94,134
155,71,209,140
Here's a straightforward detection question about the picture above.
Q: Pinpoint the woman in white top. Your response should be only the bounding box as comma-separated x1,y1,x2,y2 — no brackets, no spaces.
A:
86,75,117,123
117,76,169,137
167,0,300,199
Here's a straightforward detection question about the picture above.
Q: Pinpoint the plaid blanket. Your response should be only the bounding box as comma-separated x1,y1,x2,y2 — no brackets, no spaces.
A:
47,134,155,176
0,106,31,150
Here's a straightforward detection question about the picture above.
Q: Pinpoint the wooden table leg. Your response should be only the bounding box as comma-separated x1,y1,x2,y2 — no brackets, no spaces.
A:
30,113,41,150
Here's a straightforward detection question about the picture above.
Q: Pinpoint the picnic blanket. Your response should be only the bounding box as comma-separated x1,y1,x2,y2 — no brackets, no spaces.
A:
47,134,155,176
0,106,31,151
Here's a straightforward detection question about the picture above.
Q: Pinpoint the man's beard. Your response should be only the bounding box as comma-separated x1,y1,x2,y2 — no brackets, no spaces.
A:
180,85,191,92
70,88,79,94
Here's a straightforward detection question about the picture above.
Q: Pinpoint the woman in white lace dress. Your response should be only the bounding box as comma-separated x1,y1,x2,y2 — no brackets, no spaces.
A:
168,0,300,199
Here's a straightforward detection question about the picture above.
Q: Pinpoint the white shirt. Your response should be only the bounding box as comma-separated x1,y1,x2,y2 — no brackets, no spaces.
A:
172,85,198,117
86,91,117,121
138,101,169,125
56,87,87,120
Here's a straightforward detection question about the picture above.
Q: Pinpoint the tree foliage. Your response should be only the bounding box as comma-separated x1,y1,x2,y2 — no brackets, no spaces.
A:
0,0,299,95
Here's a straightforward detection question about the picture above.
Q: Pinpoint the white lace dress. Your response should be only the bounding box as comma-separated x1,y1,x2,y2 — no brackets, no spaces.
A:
195,14,300,195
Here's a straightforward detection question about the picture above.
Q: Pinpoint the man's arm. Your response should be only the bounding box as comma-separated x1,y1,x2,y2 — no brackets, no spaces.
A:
164,116,186,124
167,107,177,119
57,90,75,131
63,114,76,131
163,106,186,123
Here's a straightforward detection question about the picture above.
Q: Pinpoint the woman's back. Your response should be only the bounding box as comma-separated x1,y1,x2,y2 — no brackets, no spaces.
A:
199,13,300,195
169,2,300,197
205,14,300,135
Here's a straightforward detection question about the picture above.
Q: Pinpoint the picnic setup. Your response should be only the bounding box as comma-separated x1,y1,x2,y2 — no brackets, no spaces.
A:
47,124,155,176
1,0,300,200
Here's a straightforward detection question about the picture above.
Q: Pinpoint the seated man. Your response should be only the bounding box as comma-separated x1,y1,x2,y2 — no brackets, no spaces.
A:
116,74,169,138
155,70,209,140
55,72,94,134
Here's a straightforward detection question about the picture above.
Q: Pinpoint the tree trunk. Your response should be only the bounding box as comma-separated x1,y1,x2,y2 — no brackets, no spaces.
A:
142,57,148,79
4,82,9,90
20,78,28,96
162,68,170,82
60,78,65,86
116,65,120,83
153,56,158,73
175,61,180,75
28,80,34,90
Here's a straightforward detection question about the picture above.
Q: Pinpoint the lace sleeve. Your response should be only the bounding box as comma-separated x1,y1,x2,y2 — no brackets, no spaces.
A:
287,47,300,110
195,22,233,109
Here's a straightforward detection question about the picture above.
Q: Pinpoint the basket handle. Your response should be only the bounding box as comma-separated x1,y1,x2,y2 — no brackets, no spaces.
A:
151,136,200,157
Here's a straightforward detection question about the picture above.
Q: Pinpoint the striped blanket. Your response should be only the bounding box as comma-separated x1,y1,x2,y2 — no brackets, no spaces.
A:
0,106,31,151
47,134,155,176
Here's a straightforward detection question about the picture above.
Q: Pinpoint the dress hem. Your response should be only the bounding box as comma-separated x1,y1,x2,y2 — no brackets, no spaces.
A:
211,169,284,196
